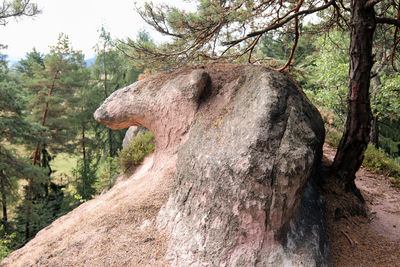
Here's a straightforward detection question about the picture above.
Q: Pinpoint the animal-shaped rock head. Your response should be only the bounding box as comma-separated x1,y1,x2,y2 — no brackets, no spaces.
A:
94,69,209,149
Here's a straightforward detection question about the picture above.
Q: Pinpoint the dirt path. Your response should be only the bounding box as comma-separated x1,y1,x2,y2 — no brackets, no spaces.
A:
323,144,400,266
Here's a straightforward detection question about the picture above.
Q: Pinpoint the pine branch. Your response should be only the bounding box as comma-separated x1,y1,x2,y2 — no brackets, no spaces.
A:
376,17,400,27
223,0,335,46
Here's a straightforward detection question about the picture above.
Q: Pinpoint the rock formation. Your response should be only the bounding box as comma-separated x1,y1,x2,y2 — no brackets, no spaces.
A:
3,64,327,266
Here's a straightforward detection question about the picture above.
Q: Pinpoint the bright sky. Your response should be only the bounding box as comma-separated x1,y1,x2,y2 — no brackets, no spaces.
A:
0,0,193,61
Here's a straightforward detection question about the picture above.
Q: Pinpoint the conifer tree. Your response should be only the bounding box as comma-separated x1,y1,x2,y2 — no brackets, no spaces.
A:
68,65,98,200
92,28,142,159
0,47,43,233
18,34,88,241
0,0,39,26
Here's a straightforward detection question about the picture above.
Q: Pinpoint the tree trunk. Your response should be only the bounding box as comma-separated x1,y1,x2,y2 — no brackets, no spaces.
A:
32,69,60,166
369,47,388,149
370,114,379,148
333,0,376,197
27,69,60,241
25,180,32,242
108,128,114,158
0,170,8,232
370,72,380,148
82,125,86,165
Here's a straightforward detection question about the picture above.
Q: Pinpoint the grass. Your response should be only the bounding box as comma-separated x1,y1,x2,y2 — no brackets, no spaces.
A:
51,153,78,182
312,99,400,187
363,145,400,184
324,125,400,187
1,141,79,183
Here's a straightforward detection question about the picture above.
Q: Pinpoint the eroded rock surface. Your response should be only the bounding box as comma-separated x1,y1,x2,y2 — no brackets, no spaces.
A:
157,65,327,266
3,64,327,266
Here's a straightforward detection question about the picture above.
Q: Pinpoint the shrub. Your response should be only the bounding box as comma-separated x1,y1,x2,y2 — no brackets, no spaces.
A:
118,130,155,174
0,227,16,260
95,157,120,193
322,120,400,187
363,145,400,186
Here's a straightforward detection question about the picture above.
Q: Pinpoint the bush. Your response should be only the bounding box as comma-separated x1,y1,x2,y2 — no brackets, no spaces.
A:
0,226,16,260
325,127,342,148
322,120,400,187
95,156,120,193
118,130,155,174
363,145,400,186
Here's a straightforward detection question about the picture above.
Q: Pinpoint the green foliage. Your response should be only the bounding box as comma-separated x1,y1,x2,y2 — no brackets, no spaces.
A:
118,131,155,174
363,145,400,184
0,0,40,26
0,47,47,243
93,27,142,159
303,30,400,160
5,34,91,245
12,180,71,246
73,151,98,200
325,127,342,149
95,157,119,193
301,31,349,122
0,226,15,260
0,3,148,256
19,34,88,155
261,29,316,67
377,73,400,121
322,120,400,186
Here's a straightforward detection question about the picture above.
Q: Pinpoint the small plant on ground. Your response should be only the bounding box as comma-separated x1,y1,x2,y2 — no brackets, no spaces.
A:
0,226,16,260
363,145,400,187
95,156,120,193
323,122,400,187
325,127,342,148
118,130,155,174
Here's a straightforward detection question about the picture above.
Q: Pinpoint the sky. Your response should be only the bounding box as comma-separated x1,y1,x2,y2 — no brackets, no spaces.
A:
0,0,193,61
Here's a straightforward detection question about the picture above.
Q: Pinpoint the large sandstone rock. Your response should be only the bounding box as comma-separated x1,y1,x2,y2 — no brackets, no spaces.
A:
3,64,327,266
154,65,327,266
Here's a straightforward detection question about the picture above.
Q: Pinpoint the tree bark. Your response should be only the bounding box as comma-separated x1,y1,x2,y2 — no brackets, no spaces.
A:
370,73,381,148
32,69,60,166
108,128,114,157
82,124,86,165
370,114,379,148
333,0,376,196
0,170,8,232
25,180,32,242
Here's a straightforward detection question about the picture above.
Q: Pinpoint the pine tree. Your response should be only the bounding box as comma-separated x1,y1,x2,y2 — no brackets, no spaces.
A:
0,0,40,26
89,27,143,193
18,34,88,241
0,47,44,234
68,64,98,200
92,28,142,158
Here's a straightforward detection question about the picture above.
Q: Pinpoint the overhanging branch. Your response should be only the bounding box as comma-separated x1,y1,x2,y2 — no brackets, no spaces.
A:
365,0,383,9
223,0,335,46
376,17,400,27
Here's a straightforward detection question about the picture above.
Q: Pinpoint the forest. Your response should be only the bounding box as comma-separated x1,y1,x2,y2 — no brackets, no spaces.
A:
1,0,400,260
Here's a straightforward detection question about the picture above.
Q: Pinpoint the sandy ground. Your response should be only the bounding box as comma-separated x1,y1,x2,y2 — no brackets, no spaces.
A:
323,144,400,267
2,154,174,267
